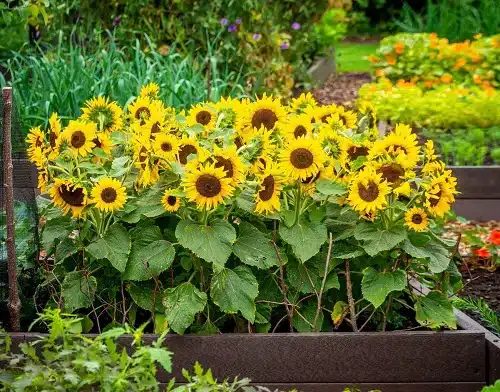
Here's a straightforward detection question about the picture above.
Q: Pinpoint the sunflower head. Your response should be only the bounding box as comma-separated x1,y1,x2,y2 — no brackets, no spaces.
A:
81,96,123,133
128,96,162,126
91,177,127,213
214,97,242,129
405,207,429,232
49,179,88,218
369,124,420,169
153,133,179,163
424,174,456,217
281,114,313,141
93,132,113,156
186,103,217,133
340,139,371,170
61,120,97,158
140,82,160,99
279,137,326,181
347,168,391,215
208,145,246,186
255,164,283,215
289,92,317,114
177,138,208,165
237,95,286,134
162,189,181,212
26,126,47,167
183,163,235,210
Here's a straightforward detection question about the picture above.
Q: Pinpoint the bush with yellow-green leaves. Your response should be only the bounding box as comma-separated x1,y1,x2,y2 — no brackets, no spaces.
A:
27,85,460,334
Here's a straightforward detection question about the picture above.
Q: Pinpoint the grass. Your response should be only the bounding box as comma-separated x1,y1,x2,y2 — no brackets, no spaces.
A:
335,42,378,73
0,32,249,140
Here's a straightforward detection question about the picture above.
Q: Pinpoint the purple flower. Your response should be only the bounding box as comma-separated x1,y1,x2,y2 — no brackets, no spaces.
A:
228,24,237,33
220,18,228,26
113,17,121,26
291,22,301,30
235,18,242,25
280,42,289,50
252,33,261,41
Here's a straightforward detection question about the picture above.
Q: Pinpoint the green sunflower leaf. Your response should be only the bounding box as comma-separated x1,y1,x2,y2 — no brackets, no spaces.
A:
233,222,279,269
87,224,131,273
354,222,407,256
279,220,327,262
163,282,207,334
361,267,407,308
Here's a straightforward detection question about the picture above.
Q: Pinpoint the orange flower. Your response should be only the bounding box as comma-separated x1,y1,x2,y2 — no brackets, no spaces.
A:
490,230,500,246
375,69,385,77
424,80,434,89
393,41,405,55
474,248,491,258
473,74,482,84
385,55,396,65
440,73,453,84
453,58,467,70
368,55,381,63
493,38,500,48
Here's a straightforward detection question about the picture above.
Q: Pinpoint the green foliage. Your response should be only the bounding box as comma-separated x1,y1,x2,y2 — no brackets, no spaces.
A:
482,380,500,392
314,8,349,48
0,308,173,391
395,0,500,42
454,297,500,337
421,127,500,166
335,42,378,73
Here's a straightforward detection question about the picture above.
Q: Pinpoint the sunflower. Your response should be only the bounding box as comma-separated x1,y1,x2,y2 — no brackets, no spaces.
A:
424,140,438,163
424,174,456,217
313,104,339,124
347,168,390,215
153,133,179,162
186,103,217,133
254,164,283,215
49,178,87,218
132,135,160,188
177,137,208,165
281,114,313,140
300,165,335,195
61,120,97,158
340,138,371,170
279,137,326,181
161,189,181,212
183,163,234,210
93,132,113,155
81,96,123,133
37,168,49,193
317,125,345,161
289,92,317,114
369,124,420,169
405,207,429,232
237,95,286,134
128,96,162,125
47,113,63,161
91,177,127,212
214,97,242,129
208,145,246,186
142,108,168,139
26,126,46,167
140,82,160,99
336,106,357,129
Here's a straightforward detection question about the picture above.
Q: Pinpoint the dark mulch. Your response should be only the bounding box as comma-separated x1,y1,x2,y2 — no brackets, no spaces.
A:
312,72,372,107
461,270,500,313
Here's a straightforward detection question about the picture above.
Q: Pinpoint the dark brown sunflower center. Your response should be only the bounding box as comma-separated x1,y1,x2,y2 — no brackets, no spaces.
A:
178,144,198,164
294,125,307,138
377,164,404,184
167,196,177,206
49,132,57,148
70,131,86,149
161,142,172,152
151,122,161,135
412,214,423,224
135,107,151,125
348,146,369,161
101,187,117,203
321,114,332,123
259,175,275,201
35,137,43,148
59,184,85,207
388,145,407,154
251,109,278,130
196,174,222,198
290,148,314,169
139,146,148,170
92,137,102,148
429,190,442,207
234,137,244,149
358,181,379,202
196,110,212,125
214,156,234,179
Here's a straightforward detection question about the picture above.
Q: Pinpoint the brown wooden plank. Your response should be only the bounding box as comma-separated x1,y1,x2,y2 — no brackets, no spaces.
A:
160,383,485,392
453,199,500,221
451,167,500,199
139,331,485,384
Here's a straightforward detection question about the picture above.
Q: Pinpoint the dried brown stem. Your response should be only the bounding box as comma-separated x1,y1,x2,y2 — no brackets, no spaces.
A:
121,281,127,324
382,295,393,332
345,259,358,332
313,232,333,331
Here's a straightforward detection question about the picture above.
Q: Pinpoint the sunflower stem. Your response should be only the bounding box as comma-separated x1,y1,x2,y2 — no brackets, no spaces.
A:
293,184,302,226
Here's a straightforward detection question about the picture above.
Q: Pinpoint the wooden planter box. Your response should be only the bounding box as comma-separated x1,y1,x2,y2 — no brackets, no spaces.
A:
6,310,500,392
308,49,335,87
451,166,500,221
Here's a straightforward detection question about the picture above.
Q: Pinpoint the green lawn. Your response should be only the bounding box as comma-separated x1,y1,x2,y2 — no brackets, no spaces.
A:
335,42,378,73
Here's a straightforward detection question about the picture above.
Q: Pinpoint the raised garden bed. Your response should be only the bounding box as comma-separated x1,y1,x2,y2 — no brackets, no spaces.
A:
5,309,499,392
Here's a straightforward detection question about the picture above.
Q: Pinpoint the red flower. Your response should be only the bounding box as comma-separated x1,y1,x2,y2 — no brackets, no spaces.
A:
489,230,500,246
474,247,492,258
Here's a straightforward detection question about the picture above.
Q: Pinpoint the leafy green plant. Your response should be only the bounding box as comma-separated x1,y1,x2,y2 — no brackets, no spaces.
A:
421,127,500,166
453,297,500,337
314,8,349,48
482,380,500,392
1,33,248,141
394,0,500,42
0,308,173,391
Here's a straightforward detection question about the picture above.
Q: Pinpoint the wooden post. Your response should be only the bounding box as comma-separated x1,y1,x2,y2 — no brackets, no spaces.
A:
2,87,21,331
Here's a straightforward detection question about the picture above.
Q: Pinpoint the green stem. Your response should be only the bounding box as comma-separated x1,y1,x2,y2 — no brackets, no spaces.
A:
293,185,302,226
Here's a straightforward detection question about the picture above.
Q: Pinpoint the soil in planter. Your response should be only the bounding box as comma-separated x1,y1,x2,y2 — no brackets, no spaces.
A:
312,72,372,107
460,270,500,314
